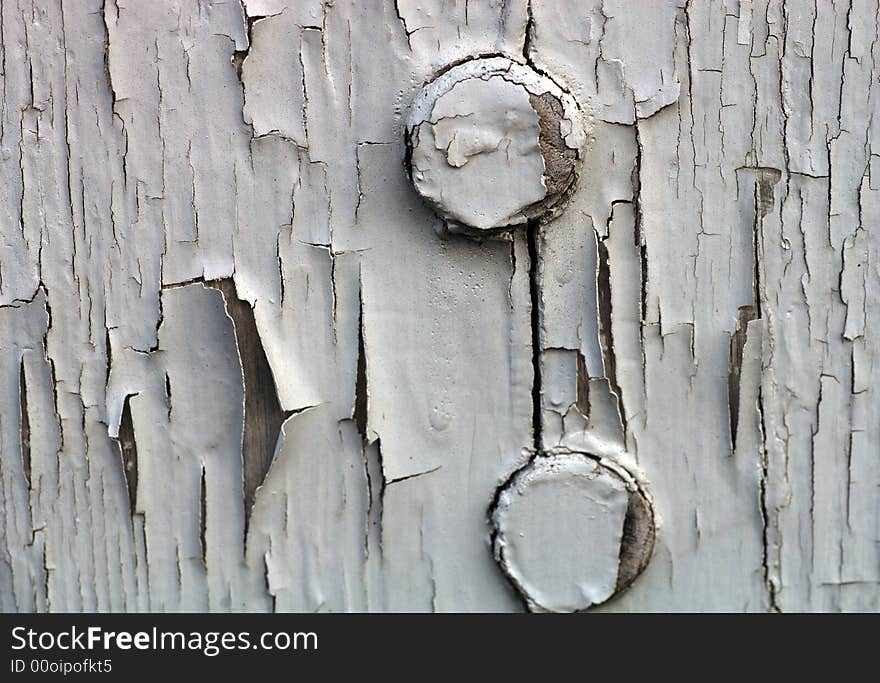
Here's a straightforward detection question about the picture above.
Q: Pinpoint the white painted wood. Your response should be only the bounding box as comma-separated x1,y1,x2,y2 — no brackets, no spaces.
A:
0,0,877,612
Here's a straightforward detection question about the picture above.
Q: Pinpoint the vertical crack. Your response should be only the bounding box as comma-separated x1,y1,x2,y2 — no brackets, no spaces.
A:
199,465,208,568
753,168,781,613
726,168,782,609
355,286,385,574
117,393,139,514
262,553,276,613
575,350,591,419
633,120,648,327
354,290,368,440
527,221,543,454
728,305,758,450
597,233,627,436
523,0,534,65
756,384,780,612
19,358,31,489
355,289,372,546
207,279,289,528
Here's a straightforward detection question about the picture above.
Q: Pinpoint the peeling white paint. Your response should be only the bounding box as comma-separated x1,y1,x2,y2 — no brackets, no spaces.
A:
1,0,878,613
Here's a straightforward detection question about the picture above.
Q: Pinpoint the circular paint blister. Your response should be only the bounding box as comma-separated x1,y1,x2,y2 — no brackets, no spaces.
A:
491,454,654,612
405,57,588,233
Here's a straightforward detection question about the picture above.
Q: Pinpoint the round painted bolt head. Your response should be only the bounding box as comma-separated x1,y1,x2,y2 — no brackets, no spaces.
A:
406,57,587,232
491,454,654,612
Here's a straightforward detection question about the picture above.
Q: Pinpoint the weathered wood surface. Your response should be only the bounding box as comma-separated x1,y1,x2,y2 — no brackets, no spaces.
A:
0,0,878,612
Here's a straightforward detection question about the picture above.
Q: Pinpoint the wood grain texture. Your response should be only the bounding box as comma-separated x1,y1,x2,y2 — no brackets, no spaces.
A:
0,0,877,612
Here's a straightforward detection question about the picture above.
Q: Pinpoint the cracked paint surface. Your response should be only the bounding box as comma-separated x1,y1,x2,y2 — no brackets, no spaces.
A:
0,0,878,612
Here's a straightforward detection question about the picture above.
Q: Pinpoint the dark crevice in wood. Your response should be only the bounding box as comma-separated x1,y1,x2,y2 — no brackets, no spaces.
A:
575,350,590,419
728,305,758,451
354,290,368,440
596,235,626,435
19,358,31,488
118,393,139,513
527,221,543,454
232,13,266,83
207,279,287,528
199,465,208,568
163,372,172,419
